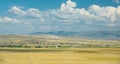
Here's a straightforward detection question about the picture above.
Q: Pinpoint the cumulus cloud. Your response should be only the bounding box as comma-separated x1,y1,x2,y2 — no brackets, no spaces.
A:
27,8,41,18
0,16,19,23
9,6,25,15
1,0,119,34
7,0,120,26
50,0,120,26
9,6,41,18
89,5,116,22
60,0,76,12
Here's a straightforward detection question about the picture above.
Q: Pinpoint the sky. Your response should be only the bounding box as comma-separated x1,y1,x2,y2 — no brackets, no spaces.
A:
0,0,120,34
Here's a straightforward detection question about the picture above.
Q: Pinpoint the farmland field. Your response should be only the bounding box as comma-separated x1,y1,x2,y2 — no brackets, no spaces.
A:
0,48,120,64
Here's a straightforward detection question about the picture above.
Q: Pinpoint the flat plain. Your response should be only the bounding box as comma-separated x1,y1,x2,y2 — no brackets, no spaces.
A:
0,48,120,64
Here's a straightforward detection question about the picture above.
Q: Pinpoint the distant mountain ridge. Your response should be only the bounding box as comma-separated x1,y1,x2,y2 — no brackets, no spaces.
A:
30,31,120,40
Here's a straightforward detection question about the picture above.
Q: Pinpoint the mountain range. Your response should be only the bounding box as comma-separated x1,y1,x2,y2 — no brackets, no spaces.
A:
30,31,120,40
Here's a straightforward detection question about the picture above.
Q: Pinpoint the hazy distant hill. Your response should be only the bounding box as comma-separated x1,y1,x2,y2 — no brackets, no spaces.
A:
31,31,120,40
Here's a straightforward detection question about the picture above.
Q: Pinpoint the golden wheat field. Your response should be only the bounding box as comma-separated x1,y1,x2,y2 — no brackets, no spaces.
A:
0,48,120,64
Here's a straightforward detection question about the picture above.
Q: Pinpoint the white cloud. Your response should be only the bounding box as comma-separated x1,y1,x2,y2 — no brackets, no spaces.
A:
9,6,41,18
9,6,26,15
27,8,41,18
89,5,116,22
0,16,19,23
50,0,120,26
60,0,76,12
7,0,120,27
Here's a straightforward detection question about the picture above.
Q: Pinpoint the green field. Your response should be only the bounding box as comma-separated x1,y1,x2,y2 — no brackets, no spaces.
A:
0,48,120,64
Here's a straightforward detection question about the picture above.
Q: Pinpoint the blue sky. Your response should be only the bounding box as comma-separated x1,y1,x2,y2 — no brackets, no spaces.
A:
0,0,120,34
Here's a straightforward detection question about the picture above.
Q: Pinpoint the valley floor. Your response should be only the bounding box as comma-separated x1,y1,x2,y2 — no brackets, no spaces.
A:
0,48,120,64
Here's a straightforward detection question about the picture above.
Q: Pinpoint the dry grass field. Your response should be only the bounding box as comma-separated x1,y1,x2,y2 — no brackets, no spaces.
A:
0,48,120,64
